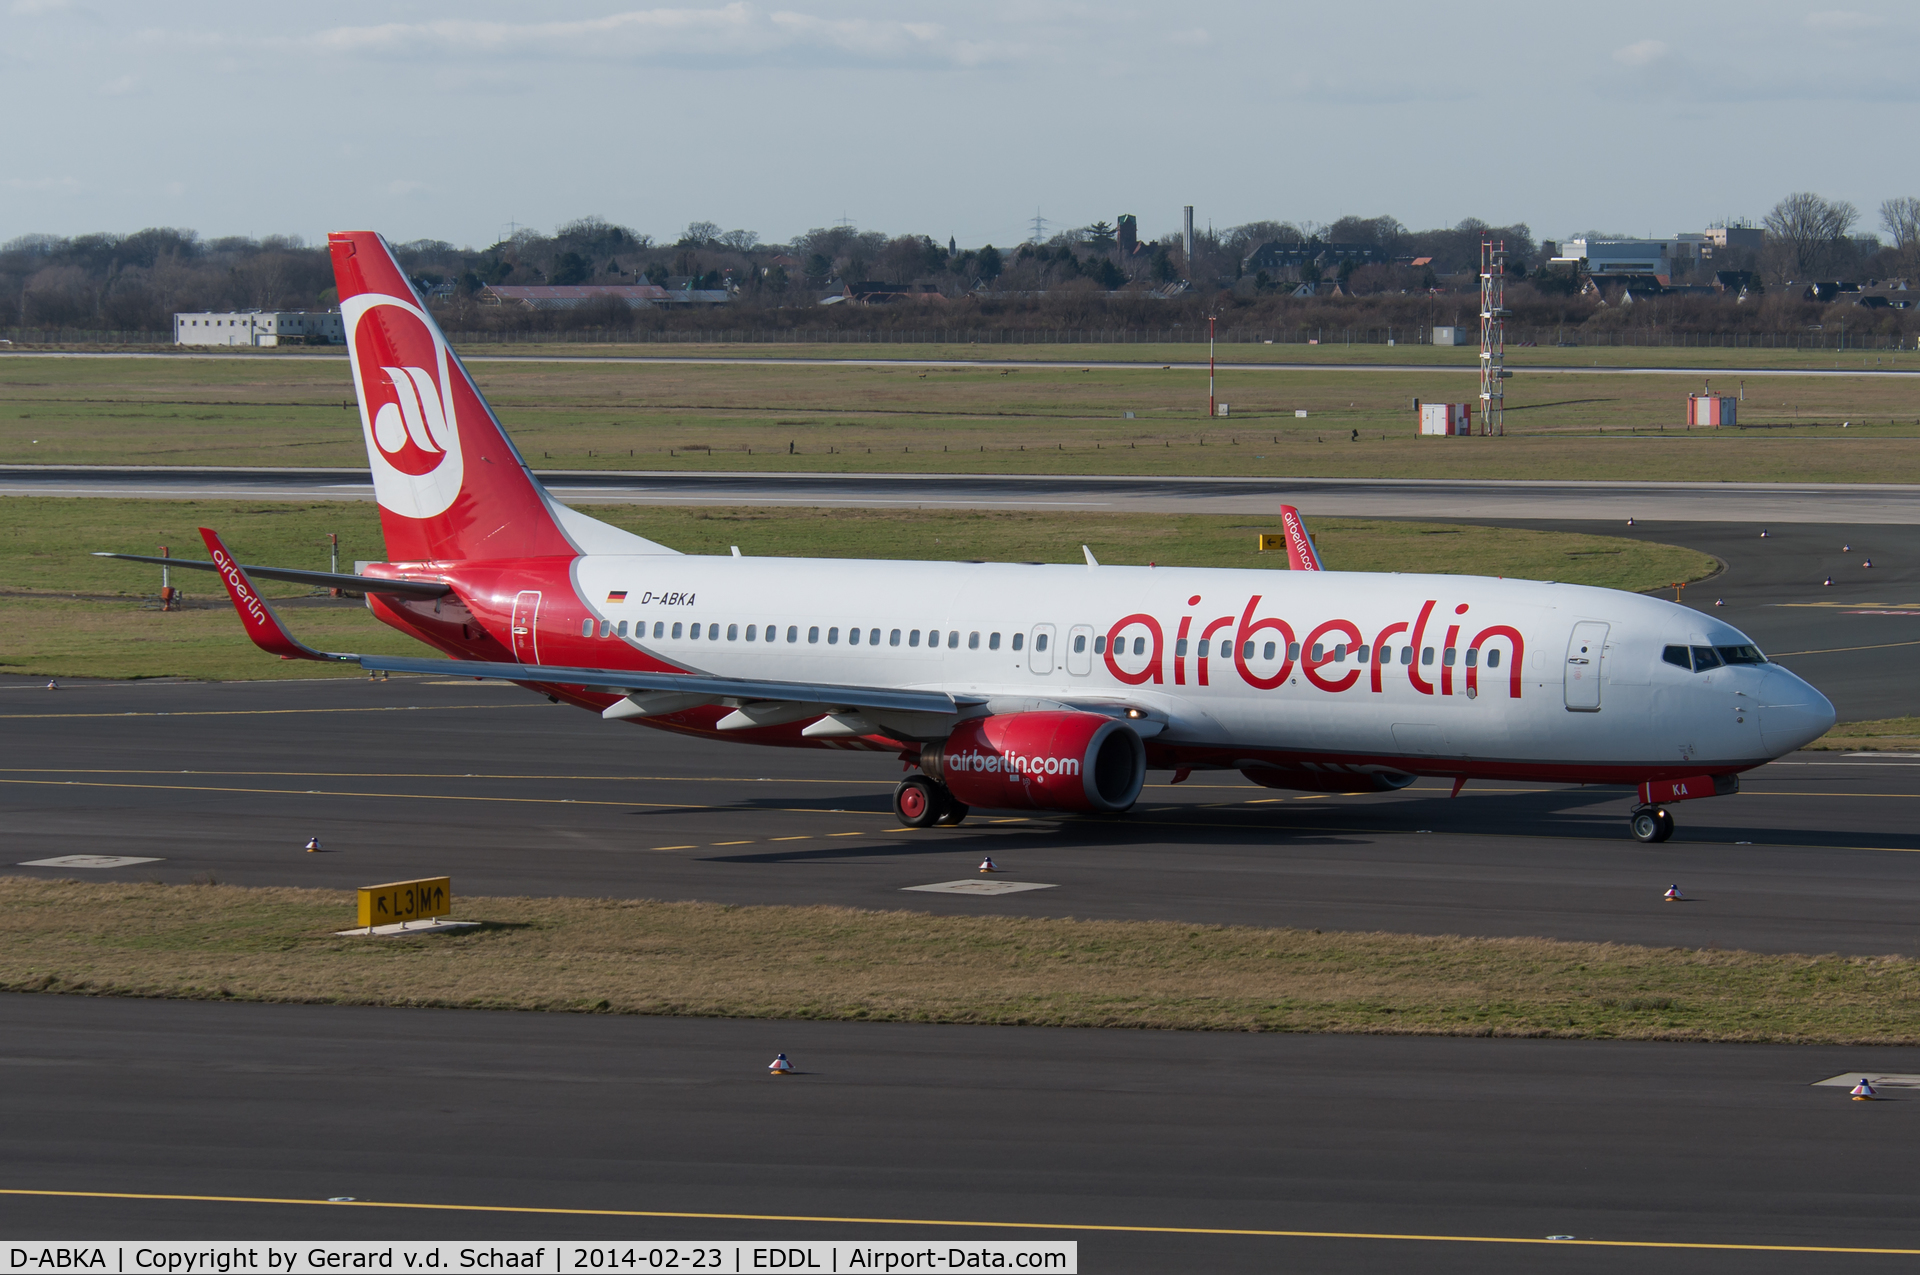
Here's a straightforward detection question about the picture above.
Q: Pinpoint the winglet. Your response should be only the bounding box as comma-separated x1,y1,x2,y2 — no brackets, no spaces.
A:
1279,505,1323,571
196,527,357,662
1083,545,1100,568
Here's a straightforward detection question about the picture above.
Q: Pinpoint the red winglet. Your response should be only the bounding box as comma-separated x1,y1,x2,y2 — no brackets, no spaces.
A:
197,527,349,662
1279,505,1324,571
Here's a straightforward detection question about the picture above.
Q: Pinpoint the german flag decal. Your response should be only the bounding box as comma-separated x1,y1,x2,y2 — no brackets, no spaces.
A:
606,590,628,603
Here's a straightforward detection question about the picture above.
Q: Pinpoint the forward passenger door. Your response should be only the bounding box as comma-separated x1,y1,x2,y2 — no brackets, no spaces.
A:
1564,621,1609,712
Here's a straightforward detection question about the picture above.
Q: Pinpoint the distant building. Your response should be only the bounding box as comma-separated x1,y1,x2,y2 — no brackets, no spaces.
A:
482,284,730,310
1552,226,1758,282
839,282,946,304
173,310,343,347
1243,240,1393,276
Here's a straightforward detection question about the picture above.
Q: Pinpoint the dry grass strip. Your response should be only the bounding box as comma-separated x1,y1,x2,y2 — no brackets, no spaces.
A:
5,877,1919,1043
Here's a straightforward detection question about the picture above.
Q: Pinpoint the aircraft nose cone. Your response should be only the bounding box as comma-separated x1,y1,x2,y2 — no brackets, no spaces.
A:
1758,669,1836,755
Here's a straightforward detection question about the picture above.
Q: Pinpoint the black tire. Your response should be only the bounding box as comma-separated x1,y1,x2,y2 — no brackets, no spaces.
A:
1630,810,1661,843
894,776,943,829
1652,809,1675,843
937,800,970,826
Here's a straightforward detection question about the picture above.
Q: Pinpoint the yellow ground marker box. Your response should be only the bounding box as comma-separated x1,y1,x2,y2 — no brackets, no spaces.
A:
1258,534,1286,552
357,877,451,928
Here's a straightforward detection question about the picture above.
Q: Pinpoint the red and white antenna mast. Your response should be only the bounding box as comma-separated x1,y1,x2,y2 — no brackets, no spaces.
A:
1479,239,1506,436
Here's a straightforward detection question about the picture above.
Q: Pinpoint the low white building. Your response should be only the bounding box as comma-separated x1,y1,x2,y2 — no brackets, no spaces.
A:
174,311,344,346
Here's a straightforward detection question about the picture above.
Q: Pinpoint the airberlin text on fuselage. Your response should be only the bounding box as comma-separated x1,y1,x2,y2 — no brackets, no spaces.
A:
1104,595,1527,699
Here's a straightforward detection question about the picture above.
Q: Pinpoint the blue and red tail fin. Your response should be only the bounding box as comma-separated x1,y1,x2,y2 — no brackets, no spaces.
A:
329,231,675,564
1279,505,1324,571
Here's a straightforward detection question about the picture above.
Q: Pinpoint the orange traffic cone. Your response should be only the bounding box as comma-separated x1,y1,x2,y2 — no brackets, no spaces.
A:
1664,885,1682,902
978,856,998,874
769,1053,793,1076
304,837,322,853
1851,1078,1878,1101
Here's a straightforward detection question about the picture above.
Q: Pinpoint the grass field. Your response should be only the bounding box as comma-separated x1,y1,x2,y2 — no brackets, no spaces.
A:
5,352,1919,481
0,498,1716,681
11,340,1917,370
5,877,1917,1044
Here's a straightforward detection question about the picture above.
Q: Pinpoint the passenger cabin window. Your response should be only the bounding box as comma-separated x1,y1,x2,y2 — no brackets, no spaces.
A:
869,628,880,645
808,626,820,644
617,621,628,637
1073,634,1087,654
1035,633,1048,652
787,625,799,643
1663,645,1692,670
828,627,840,644
890,629,902,647
969,632,980,650
1421,647,1435,666
1012,633,1024,651
581,619,594,637
909,630,921,647
746,624,757,641
989,633,1002,650
948,631,959,649
849,627,861,645
1288,642,1301,661
727,624,739,641
1487,649,1501,668
670,622,682,639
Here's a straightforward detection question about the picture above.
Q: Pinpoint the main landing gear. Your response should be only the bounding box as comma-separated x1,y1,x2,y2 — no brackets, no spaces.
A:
1629,806,1676,844
894,774,969,829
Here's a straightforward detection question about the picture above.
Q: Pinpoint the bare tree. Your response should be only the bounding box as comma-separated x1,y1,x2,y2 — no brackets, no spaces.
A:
717,229,760,252
1882,196,1920,274
1764,192,1858,280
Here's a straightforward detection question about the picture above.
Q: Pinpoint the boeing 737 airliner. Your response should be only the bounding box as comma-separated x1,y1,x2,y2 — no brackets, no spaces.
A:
102,232,1836,843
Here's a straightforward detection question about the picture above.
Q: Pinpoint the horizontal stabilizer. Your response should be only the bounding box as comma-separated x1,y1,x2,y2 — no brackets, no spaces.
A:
358,653,970,716
93,552,450,599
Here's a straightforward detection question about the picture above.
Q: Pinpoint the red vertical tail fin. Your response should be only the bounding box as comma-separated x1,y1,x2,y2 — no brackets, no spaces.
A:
1279,505,1324,571
328,231,675,564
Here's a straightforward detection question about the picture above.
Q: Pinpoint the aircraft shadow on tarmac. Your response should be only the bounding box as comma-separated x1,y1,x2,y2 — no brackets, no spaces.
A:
693,781,1920,858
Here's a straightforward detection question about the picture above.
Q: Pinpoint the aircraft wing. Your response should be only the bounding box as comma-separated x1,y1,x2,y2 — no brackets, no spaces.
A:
358,653,971,716
93,551,451,599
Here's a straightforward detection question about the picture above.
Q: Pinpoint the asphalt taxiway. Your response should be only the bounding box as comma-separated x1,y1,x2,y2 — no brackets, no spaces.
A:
5,994,1918,1271
7,464,1920,521
3,676,1918,957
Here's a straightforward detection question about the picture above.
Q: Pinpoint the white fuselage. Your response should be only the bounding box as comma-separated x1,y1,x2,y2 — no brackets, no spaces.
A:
560,555,1835,778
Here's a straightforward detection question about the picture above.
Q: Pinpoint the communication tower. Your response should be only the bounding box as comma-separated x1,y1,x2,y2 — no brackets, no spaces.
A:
1479,239,1506,436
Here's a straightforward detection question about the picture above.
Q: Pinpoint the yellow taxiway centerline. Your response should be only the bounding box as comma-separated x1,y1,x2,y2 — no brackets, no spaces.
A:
0,1189,1912,1255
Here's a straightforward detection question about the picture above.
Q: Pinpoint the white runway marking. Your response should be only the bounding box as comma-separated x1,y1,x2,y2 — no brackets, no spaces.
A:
18,854,162,868
903,878,1058,896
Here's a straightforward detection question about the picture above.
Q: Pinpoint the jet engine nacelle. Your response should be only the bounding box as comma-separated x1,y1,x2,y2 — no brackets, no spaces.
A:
924,711,1146,814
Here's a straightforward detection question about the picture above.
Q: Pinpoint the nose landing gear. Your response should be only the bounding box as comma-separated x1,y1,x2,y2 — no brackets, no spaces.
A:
1630,806,1675,843
894,774,969,828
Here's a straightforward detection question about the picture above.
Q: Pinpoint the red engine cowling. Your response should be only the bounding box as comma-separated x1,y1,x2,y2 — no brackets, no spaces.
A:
927,711,1146,814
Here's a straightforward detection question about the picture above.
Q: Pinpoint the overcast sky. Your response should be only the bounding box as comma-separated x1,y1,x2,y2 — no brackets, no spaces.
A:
5,0,1917,250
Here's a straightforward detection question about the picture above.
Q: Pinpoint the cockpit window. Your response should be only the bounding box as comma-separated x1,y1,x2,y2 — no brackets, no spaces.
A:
1690,645,1723,671
1662,645,1691,670
1717,644,1767,665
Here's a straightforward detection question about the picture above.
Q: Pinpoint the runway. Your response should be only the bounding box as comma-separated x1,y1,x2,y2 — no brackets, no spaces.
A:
4,676,1918,957
4,994,1918,1271
6,464,1920,521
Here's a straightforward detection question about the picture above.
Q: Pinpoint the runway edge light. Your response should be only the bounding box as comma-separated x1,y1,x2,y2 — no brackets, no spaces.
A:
1664,885,1683,902
979,856,998,874
769,1053,794,1075
305,836,322,853
1852,1078,1879,1100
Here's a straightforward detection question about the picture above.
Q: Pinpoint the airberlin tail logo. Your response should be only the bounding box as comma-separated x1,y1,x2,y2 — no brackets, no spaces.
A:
344,294,464,520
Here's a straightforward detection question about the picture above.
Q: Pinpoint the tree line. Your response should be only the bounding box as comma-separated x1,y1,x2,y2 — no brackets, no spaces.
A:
4,195,1917,338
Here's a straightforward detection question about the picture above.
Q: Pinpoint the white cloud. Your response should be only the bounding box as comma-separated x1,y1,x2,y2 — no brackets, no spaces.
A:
1612,39,1670,67
1805,10,1884,32
278,3,991,67
388,179,430,196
